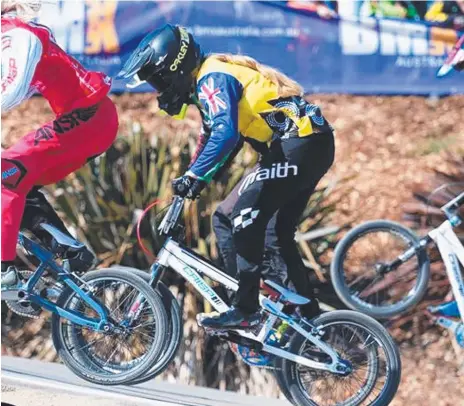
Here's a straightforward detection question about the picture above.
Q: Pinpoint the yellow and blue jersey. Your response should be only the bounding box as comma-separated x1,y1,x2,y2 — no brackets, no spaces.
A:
187,57,332,182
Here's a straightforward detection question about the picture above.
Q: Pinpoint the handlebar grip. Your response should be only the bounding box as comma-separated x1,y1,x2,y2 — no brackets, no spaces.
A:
176,183,186,193
441,191,464,226
456,192,464,207
443,191,464,211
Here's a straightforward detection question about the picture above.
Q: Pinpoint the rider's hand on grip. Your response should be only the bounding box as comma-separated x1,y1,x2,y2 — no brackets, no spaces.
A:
171,174,206,200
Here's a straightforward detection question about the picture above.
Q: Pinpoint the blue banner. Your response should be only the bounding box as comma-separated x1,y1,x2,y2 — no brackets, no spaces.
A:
37,1,463,96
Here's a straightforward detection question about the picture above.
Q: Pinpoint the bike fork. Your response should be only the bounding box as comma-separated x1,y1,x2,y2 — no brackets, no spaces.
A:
126,263,165,323
385,235,432,273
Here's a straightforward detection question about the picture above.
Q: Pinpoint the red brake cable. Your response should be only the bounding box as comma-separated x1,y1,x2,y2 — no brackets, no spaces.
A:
136,199,165,261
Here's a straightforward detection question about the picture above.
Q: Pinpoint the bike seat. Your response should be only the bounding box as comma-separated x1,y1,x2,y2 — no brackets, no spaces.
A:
263,280,310,305
40,223,84,252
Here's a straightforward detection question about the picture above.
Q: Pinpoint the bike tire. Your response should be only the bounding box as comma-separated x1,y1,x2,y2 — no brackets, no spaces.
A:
273,350,297,405
51,269,168,385
282,310,402,406
126,269,183,385
330,220,430,319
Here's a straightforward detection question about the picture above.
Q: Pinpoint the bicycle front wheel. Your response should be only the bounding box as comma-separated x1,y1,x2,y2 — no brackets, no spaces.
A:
330,220,430,319
126,270,183,385
51,269,167,385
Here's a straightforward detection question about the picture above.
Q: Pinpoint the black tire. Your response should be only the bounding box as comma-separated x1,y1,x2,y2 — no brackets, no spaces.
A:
273,353,297,405
123,269,182,385
282,310,402,406
51,269,168,385
330,220,430,319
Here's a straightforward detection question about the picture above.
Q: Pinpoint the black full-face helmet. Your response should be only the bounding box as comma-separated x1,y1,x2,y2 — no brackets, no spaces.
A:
117,24,204,118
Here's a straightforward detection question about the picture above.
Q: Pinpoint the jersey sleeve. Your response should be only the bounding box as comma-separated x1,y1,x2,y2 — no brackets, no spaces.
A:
1,28,43,112
186,72,243,183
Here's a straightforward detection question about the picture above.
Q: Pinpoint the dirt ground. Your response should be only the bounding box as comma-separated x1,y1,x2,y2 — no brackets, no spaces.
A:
2,93,464,405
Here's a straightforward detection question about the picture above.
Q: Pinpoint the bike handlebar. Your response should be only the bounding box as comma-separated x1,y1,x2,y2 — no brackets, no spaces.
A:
442,191,464,211
157,195,185,236
455,192,464,207
441,191,464,226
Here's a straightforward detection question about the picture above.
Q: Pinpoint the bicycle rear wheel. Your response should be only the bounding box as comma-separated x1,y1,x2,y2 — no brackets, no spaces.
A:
330,220,430,319
51,269,167,385
282,310,401,406
273,352,297,405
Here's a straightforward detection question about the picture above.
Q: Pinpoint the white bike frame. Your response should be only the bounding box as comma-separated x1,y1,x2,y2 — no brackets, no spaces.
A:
156,238,345,373
428,220,464,323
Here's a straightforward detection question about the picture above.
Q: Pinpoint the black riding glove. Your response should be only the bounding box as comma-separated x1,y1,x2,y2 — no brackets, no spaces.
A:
172,175,206,200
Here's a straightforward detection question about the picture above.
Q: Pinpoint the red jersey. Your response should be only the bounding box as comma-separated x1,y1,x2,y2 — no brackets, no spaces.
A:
1,15,112,115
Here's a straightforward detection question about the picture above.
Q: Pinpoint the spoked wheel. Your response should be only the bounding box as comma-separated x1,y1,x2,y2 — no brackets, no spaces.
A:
121,268,183,385
331,220,430,319
274,351,297,405
51,269,167,385
282,311,401,406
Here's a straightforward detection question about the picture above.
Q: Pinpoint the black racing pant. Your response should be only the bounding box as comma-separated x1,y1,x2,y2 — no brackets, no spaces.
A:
213,168,290,286
213,131,335,315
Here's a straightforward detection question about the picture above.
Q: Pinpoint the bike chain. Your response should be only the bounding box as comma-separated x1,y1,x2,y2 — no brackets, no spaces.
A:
5,270,56,319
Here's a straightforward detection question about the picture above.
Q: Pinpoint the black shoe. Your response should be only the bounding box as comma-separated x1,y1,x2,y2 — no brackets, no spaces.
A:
198,307,262,330
68,246,97,274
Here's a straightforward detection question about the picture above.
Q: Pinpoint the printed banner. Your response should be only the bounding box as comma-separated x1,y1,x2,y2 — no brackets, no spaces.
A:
37,1,463,95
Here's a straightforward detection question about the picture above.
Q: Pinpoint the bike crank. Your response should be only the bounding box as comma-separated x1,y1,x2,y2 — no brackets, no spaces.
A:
5,270,59,319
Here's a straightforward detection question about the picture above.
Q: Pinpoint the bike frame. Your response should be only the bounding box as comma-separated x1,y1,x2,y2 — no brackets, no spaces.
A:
150,237,345,373
3,232,109,331
392,192,464,323
428,220,464,323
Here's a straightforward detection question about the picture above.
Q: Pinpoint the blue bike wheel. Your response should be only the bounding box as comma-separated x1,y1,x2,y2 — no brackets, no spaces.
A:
51,269,168,385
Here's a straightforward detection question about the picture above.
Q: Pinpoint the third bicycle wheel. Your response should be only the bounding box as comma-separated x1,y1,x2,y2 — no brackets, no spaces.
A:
330,220,430,319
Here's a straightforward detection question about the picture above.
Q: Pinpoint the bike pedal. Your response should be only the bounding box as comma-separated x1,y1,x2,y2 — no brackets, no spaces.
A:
427,302,461,319
201,323,230,337
196,312,216,327
435,316,460,331
205,328,229,337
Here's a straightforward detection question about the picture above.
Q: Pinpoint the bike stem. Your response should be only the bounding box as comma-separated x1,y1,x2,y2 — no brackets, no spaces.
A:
127,262,166,323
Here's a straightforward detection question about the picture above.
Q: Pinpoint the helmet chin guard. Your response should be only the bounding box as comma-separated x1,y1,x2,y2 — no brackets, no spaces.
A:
117,24,204,119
